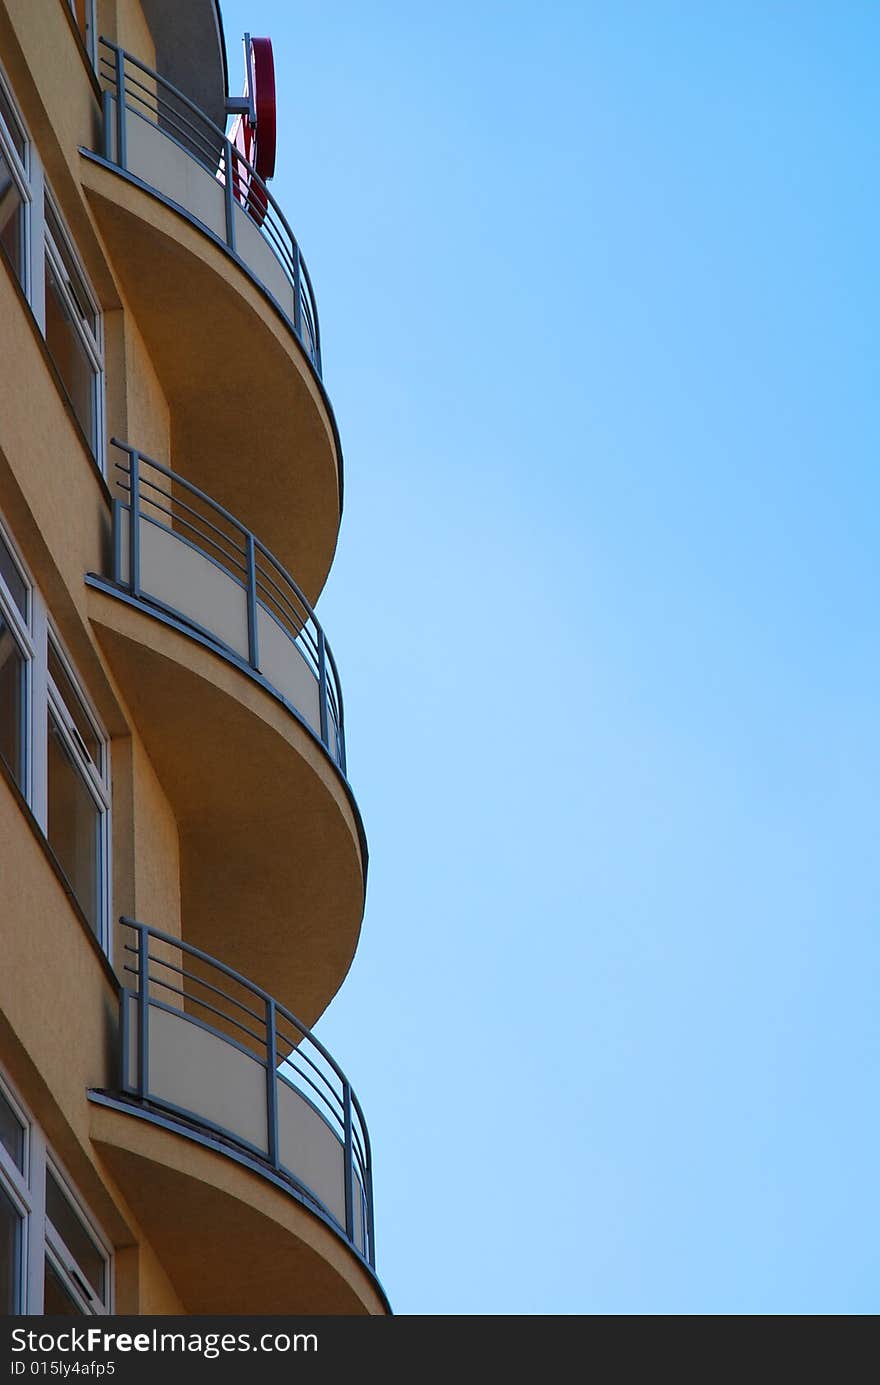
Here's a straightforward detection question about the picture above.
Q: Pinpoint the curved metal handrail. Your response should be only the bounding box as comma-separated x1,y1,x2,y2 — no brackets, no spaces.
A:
119,918,375,1265
97,37,322,375
109,438,346,772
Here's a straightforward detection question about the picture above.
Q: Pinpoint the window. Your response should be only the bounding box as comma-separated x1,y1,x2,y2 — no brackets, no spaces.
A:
0,1072,112,1314
47,636,109,938
0,76,27,290
0,526,30,795
0,61,105,471
45,1163,108,1312
0,515,111,946
44,197,103,459
65,1,97,68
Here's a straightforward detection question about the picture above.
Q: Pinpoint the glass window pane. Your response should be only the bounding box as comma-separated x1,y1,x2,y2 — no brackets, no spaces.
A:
44,1257,82,1315
0,147,24,287
0,1089,24,1173
48,644,100,768
0,85,25,162
0,1183,21,1314
45,1170,104,1301
44,206,96,336
0,531,27,617
0,616,25,791
69,1,89,44
47,712,99,934
45,258,95,448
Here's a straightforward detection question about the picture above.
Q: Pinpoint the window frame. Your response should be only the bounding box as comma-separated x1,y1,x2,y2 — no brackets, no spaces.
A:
44,1154,112,1315
65,0,98,70
0,1069,112,1315
46,628,112,949
0,518,34,801
0,1074,31,1316
0,63,31,297
43,188,105,469
0,60,106,475
0,511,112,954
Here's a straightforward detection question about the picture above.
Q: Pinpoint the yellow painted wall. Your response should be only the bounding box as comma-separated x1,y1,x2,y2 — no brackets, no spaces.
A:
99,1,157,70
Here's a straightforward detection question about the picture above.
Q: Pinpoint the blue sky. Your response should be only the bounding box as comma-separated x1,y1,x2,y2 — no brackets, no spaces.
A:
219,1,880,1312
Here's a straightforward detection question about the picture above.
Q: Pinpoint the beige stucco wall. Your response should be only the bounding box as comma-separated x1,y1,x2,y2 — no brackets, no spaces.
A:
100,1,158,71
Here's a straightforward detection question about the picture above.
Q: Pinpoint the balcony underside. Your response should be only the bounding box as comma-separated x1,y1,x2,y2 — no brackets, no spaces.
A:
80,155,342,606
87,585,366,1027
91,1097,389,1315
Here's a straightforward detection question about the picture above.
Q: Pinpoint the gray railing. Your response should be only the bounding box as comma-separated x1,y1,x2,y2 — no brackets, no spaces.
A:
97,37,322,375
110,439,346,772
119,918,375,1265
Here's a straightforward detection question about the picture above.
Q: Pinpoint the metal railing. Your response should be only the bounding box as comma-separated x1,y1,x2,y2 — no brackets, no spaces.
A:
119,918,375,1265
110,438,346,772
97,37,322,375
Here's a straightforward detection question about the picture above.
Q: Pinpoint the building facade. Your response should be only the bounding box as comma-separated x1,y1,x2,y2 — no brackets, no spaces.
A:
0,0,386,1315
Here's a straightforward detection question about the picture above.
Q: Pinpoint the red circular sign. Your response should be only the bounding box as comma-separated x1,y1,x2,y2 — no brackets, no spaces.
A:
230,36,276,225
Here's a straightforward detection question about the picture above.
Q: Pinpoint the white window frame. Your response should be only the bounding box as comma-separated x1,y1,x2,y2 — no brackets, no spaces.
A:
65,1,98,69
0,1068,112,1315
0,512,112,953
44,1154,112,1314
0,64,32,298
0,1075,31,1314
46,628,112,951
0,60,105,473
0,519,34,801
43,188,105,472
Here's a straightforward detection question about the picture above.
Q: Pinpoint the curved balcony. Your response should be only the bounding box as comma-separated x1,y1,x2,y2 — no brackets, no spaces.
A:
97,38,321,374
80,41,342,600
115,919,375,1267
103,438,345,770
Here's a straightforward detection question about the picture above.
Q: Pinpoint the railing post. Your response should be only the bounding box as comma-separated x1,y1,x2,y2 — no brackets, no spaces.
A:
128,449,141,599
342,1080,354,1245
101,88,112,161
223,140,237,253
317,626,329,751
265,998,280,1170
313,305,322,377
245,532,259,670
136,925,149,1100
114,46,127,169
292,242,303,340
365,1164,375,1268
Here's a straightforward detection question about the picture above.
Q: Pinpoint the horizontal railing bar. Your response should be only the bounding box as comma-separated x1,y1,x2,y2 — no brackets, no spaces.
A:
111,442,249,537
252,538,330,648
99,39,232,145
274,1068,346,1143
99,64,226,174
116,80,223,167
253,564,310,625
116,462,247,555
121,499,250,581
120,474,249,566
255,597,320,666
274,1038,345,1110
121,75,223,155
139,970,269,1051
143,952,268,1029
275,1059,344,1128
